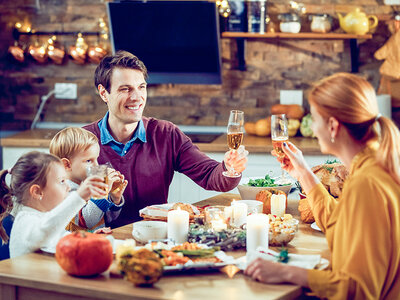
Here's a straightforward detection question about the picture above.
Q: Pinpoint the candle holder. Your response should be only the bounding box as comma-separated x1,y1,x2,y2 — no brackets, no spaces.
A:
204,206,229,232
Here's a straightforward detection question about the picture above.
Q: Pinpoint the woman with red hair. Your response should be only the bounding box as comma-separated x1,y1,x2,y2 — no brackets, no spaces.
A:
245,73,400,299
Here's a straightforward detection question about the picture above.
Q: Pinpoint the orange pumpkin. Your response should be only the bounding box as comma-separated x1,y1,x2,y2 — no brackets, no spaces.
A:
55,231,113,277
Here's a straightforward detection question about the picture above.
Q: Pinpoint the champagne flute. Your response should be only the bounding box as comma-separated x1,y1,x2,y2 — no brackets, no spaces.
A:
223,110,244,178
271,114,290,184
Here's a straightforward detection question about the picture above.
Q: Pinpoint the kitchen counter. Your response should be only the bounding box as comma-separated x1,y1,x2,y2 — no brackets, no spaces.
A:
0,129,322,155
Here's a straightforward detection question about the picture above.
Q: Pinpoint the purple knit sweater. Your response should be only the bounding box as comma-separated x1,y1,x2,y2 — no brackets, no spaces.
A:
84,117,241,228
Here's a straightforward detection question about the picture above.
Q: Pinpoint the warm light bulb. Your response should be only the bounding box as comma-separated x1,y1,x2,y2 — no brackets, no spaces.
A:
15,22,22,29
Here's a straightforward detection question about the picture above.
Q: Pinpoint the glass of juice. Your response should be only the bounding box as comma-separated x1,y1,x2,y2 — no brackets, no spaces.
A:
86,164,109,199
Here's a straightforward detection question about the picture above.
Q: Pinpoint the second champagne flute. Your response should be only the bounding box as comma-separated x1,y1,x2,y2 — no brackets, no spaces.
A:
271,114,290,184
223,110,244,178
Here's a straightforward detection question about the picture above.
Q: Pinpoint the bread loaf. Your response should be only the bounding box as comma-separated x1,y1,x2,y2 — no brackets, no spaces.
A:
298,198,315,223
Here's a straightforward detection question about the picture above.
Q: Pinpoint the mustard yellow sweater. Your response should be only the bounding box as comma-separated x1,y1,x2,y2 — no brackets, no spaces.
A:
307,148,400,299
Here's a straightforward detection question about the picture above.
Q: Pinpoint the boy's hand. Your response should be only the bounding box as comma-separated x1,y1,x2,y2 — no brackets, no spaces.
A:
77,175,108,201
107,169,128,205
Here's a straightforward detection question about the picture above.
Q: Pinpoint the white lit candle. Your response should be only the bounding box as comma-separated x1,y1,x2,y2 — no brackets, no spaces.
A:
231,201,248,227
167,208,189,244
246,213,269,254
224,206,233,221
270,194,286,217
211,215,227,231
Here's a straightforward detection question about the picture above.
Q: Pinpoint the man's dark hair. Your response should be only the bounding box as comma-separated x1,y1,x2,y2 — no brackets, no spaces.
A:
94,50,148,93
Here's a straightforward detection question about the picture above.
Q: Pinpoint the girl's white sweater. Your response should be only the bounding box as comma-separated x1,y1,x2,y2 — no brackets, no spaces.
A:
10,191,86,258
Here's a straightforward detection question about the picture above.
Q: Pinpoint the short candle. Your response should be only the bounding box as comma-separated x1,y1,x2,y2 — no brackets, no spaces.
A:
270,194,286,217
231,201,248,227
167,208,189,244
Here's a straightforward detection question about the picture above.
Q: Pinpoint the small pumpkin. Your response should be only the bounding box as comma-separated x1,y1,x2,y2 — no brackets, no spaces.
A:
256,189,287,214
244,122,256,135
117,248,163,286
255,118,271,137
55,231,113,277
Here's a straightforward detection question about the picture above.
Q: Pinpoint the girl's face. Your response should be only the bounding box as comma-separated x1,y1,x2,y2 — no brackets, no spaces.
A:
310,105,333,155
40,162,70,211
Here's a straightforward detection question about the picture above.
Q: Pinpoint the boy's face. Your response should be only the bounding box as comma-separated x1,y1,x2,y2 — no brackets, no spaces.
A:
68,143,101,184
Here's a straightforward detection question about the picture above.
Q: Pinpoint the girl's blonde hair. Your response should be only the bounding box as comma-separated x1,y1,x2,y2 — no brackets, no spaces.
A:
309,72,400,184
0,151,61,243
50,127,98,159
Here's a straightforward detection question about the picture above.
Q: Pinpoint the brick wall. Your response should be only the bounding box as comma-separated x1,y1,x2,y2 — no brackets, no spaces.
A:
0,0,398,130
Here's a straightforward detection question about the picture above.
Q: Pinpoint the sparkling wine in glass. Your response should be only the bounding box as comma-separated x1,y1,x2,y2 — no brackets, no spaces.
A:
271,114,290,184
223,110,244,178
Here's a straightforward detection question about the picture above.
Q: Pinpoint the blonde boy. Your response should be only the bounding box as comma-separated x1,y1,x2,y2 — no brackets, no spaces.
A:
50,127,127,231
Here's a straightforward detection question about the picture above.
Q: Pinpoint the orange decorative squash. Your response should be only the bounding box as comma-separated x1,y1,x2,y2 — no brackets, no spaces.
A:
55,231,113,277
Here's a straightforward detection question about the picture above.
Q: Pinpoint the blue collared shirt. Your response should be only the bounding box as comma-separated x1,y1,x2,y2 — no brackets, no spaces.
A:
98,112,147,157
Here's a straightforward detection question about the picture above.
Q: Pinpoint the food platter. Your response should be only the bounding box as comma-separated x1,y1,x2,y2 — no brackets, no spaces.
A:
139,203,203,222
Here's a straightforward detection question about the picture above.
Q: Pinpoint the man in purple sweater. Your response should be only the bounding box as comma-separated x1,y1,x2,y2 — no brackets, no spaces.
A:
84,51,248,228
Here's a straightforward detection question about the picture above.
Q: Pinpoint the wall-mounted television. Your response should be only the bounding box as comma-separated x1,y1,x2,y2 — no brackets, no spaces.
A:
107,0,222,85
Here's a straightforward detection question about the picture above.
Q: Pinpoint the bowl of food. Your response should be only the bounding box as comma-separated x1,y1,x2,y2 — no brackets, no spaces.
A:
268,214,299,246
237,175,292,200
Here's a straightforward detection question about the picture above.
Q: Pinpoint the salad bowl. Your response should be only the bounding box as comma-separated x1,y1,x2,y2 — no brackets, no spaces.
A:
237,175,292,200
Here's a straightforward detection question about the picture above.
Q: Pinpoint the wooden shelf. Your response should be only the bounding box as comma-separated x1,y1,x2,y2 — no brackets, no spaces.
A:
221,31,373,72
221,32,373,39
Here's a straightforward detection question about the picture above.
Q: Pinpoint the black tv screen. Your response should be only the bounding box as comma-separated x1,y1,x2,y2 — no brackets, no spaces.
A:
107,1,222,85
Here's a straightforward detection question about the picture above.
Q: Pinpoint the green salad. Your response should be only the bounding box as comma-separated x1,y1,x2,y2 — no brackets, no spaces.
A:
246,174,291,187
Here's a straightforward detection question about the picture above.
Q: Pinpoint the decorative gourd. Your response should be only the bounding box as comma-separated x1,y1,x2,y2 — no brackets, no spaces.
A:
256,189,287,214
55,231,113,277
117,248,163,286
288,119,301,137
244,122,257,135
300,113,315,137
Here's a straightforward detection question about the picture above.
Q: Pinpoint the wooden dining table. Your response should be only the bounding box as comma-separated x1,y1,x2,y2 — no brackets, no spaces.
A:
0,193,330,300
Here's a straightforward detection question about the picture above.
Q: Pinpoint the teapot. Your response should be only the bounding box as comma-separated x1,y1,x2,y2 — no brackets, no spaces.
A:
337,8,378,35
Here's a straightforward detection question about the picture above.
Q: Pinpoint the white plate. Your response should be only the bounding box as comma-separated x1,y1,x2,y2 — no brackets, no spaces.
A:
41,238,124,254
311,222,322,232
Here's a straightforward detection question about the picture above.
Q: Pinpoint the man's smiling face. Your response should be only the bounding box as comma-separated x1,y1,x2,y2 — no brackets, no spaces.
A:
102,67,147,126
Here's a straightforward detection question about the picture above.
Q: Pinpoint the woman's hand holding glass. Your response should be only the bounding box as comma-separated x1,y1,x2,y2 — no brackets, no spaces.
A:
273,141,319,194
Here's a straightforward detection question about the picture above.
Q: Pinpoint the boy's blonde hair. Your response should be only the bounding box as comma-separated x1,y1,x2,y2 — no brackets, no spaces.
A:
50,127,99,160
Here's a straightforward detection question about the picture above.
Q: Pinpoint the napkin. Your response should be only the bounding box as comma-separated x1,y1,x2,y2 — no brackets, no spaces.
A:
235,247,329,270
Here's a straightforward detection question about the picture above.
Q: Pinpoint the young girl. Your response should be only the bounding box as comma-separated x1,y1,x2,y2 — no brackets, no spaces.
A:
0,151,108,258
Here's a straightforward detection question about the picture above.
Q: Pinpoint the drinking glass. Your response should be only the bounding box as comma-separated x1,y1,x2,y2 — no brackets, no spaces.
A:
223,110,244,178
86,164,109,199
271,114,291,184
